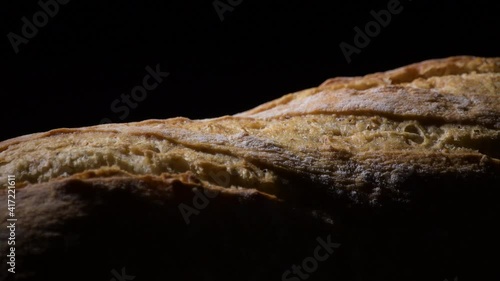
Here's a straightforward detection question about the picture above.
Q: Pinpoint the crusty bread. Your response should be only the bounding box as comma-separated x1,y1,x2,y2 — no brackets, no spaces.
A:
1,56,499,281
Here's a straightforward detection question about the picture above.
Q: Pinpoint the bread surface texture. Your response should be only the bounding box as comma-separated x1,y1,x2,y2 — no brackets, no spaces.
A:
1,56,499,201
1,56,499,281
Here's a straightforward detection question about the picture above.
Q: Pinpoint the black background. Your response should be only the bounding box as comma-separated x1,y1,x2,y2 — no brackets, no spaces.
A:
0,0,498,141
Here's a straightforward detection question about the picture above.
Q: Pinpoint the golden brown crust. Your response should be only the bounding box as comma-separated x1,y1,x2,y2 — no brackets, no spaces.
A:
237,56,500,128
1,57,499,204
1,56,500,280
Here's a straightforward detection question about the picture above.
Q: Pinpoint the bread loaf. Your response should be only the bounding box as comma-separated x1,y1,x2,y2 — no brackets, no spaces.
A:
1,56,499,281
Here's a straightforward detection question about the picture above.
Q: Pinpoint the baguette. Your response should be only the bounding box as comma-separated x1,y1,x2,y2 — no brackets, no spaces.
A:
1,56,499,281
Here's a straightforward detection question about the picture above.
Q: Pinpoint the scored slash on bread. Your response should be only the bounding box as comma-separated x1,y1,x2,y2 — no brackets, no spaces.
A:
1,56,499,281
